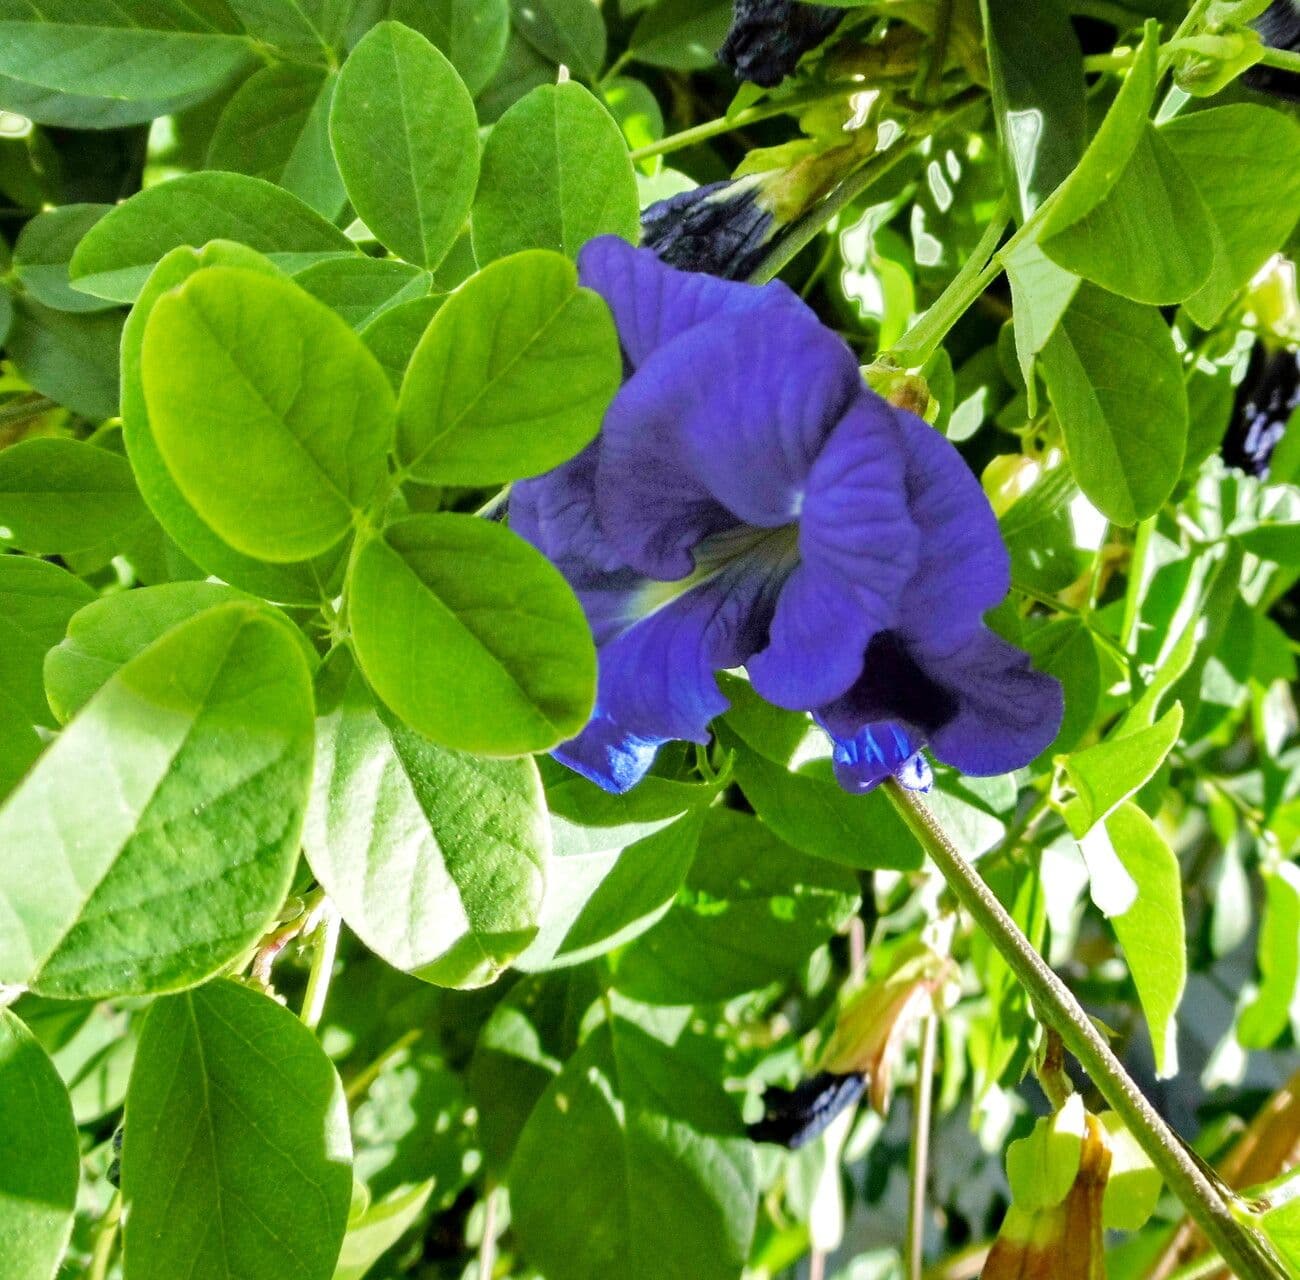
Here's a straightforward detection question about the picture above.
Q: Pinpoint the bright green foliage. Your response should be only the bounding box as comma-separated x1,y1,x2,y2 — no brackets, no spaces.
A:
0,1009,79,1280
331,22,480,269
305,655,550,988
349,514,596,755
472,81,640,262
510,1017,757,1280
141,266,395,562
0,604,314,997
397,250,621,484
1,3,1299,1278
123,980,352,1280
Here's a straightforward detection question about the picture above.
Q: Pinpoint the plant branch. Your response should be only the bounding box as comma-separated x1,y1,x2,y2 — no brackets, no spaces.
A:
906,1011,939,1280
883,780,1289,1280
299,900,341,1032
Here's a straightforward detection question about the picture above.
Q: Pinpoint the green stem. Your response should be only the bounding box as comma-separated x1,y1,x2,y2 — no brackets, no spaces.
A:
344,1028,422,1102
629,83,863,163
1257,44,1300,75
906,1011,939,1280
891,200,1010,364
88,1192,123,1280
300,902,340,1032
0,394,57,428
883,781,1289,1280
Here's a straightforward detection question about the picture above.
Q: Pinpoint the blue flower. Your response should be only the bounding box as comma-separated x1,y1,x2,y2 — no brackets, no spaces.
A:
720,0,846,87
510,237,1062,795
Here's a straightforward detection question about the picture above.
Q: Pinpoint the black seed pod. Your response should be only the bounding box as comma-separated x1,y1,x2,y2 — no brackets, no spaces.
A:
1223,345,1300,478
747,1071,866,1148
719,0,847,88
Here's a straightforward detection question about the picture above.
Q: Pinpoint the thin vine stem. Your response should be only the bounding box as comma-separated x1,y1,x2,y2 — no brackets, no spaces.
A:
882,780,1288,1280
299,901,341,1032
906,1011,939,1280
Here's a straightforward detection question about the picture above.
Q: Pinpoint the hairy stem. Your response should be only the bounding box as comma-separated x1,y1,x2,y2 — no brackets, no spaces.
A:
883,781,1288,1280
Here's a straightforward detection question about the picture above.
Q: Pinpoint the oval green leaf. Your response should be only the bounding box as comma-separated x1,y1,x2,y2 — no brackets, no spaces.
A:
0,603,315,998
331,21,479,270
387,0,509,94
123,979,352,1280
348,513,596,755
122,243,341,604
305,657,550,988
69,171,354,303
0,1009,79,1280
397,250,620,484
142,266,395,563
1039,282,1186,525
472,81,639,264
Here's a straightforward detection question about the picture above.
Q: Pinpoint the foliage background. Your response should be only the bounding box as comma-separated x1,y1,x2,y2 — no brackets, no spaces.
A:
0,1,1299,1278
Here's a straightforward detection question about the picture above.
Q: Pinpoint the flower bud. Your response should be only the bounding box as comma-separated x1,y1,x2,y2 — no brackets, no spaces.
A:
819,942,953,1113
982,1113,1112,1280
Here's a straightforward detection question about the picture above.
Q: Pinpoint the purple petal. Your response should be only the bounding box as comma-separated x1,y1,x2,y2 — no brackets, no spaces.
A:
826,720,921,793
747,395,919,708
893,411,1010,661
595,550,787,745
510,442,625,575
577,235,810,371
676,310,864,526
926,629,1064,775
553,716,663,794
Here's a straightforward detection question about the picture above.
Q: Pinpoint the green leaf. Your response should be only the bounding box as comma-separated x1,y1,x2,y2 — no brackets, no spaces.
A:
44,580,315,723
397,250,620,484
207,65,347,220
517,767,707,971
4,297,122,420
0,555,94,728
386,0,509,94
980,0,1086,219
1160,103,1300,328
472,81,638,263
1040,123,1214,305
359,294,443,390
1036,21,1158,239
1005,1094,1086,1211
331,22,479,270
121,243,341,604
510,1017,757,1280
1099,1112,1162,1231
69,171,354,303
335,1181,434,1280
1004,239,1078,394
348,514,596,755
628,0,733,71
1024,618,1101,758
509,0,605,81
12,203,116,312
304,656,550,989
1097,802,1187,1077
0,603,314,998
0,1009,79,1280
0,73,200,127
0,437,148,556
1064,703,1183,839
0,700,41,801
225,0,340,59
0,1,252,101
612,808,859,1004
142,266,395,562
294,256,431,330
1238,861,1300,1050
1039,283,1187,525
123,979,352,1280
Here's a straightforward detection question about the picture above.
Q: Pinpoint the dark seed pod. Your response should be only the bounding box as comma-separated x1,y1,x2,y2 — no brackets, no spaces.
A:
719,0,847,88
106,1122,124,1188
1222,345,1300,478
747,1070,866,1148
641,178,776,281
1243,0,1300,100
